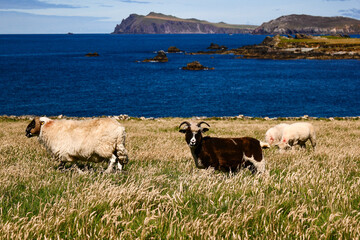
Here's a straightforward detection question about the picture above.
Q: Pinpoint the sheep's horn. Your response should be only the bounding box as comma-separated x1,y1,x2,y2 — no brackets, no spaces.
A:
197,121,210,128
179,121,191,129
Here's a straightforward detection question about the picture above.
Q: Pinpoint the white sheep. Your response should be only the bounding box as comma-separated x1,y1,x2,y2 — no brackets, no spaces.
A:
265,123,289,145
276,122,316,151
25,117,129,173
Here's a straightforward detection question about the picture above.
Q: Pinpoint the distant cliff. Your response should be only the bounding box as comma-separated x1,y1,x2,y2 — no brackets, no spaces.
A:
112,12,258,34
253,14,360,34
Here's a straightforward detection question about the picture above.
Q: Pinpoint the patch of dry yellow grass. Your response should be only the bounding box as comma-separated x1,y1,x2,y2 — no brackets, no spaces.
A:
0,118,359,239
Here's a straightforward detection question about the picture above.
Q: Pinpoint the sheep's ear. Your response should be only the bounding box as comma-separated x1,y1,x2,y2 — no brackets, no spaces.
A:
202,128,209,133
40,121,45,125
179,129,187,133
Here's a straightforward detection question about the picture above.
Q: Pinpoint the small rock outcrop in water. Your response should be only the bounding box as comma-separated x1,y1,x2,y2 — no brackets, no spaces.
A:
167,46,182,53
261,35,282,47
85,52,100,57
207,43,228,50
182,61,214,70
142,50,168,62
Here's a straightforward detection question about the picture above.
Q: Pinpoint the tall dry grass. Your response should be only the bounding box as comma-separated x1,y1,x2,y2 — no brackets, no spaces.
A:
0,118,359,239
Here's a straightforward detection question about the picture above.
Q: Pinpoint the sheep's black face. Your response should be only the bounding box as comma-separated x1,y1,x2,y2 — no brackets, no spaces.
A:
25,119,36,138
25,118,41,138
185,129,203,148
179,121,209,148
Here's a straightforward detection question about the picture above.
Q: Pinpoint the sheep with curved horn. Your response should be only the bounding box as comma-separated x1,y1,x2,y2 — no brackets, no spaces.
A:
179,121,269,173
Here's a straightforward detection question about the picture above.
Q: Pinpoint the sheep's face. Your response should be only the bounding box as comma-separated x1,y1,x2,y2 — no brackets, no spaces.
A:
275,139,291,151
25,118,43,138
179,122,209,148
266,134,275,145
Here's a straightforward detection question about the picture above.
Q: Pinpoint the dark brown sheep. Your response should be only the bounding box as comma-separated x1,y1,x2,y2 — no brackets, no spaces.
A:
179,121,269,173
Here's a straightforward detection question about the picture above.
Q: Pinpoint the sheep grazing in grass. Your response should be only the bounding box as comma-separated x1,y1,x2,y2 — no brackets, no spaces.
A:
276,122,316,151
25,117,129,173
265,123,289,146
179,121,270,174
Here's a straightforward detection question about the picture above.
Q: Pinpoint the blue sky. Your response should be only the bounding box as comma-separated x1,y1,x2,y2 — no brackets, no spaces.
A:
1,0,360,33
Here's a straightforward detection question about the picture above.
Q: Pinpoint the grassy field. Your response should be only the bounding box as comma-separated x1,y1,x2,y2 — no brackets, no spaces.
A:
1,117,360,239
280,36,360,46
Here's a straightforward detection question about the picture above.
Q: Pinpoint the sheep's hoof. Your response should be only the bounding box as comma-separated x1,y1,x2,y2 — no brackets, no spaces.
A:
76,168,86,175
104,168,114,174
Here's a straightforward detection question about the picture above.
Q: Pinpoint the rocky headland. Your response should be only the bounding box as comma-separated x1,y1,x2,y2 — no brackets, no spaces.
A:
253,14,360,35
190,34,360,60
112,12,257,34
113,13,360,35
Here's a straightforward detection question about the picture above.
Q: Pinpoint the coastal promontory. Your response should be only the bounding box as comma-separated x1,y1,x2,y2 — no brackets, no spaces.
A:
112,12,257,34
190,34,360,60
253,14,360,35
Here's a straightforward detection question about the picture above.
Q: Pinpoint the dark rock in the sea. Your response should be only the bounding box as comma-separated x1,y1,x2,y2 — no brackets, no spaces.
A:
207,43,228,50
142,50,168,62
261,35,281,47
182,61,214,70
167,46,182,53
85,52,100,57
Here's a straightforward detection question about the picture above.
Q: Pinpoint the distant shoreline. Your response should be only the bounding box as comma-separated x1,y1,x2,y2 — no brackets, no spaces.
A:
2,115,359,121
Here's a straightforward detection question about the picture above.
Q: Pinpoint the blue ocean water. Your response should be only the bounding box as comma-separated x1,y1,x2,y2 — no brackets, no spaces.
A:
0,34,359,118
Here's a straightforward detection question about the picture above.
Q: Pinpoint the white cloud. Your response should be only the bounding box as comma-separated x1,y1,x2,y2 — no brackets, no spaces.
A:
339,8,360,18
116,0,151,3
0,11,115,33
0,0,81,9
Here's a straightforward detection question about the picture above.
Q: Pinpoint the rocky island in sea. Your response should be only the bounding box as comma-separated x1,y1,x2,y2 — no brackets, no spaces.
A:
182,61,214,70
142,50,168,62
112,12,257,34
190,34,360,60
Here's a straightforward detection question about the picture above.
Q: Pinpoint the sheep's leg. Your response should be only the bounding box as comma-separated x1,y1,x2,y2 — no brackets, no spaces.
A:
61,155,85,173
299,141,306,149
243,161,257,174
58,161,66,170
243,154,266,174
105,154,117,173
117,161,123,171
57,155,74,171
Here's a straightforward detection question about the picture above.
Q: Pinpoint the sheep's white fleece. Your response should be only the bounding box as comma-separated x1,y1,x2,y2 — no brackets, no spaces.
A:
265,123,289,145
278,122,316,150
38,117,128,165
